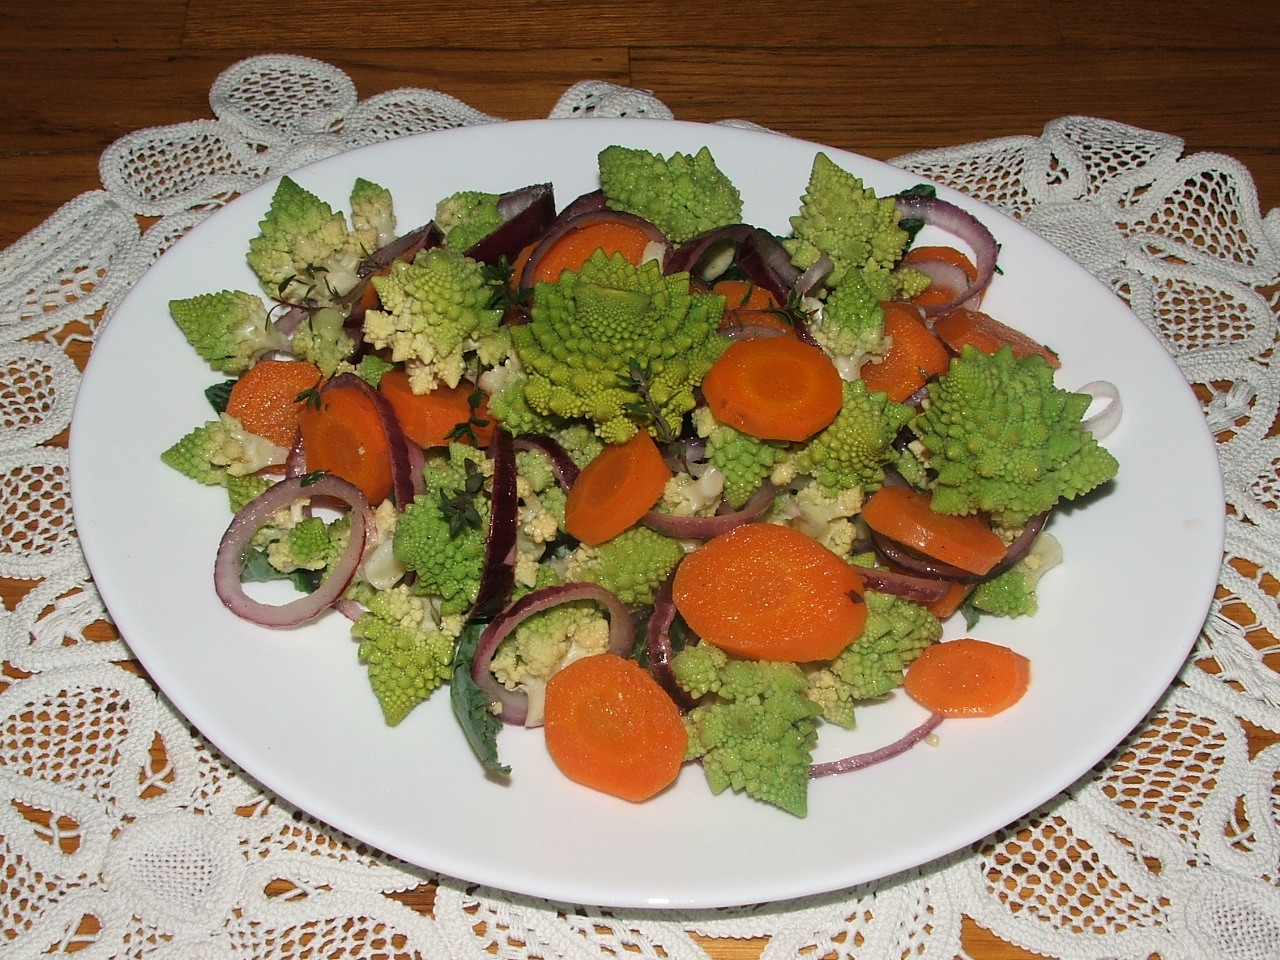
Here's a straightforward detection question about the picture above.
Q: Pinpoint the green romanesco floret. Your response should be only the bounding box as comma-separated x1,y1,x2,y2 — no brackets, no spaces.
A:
354,353,396,388
393,446,492,615
597,144,743,244
161,412,288,486
289,306,356,376
226,474,272,513
805,590,942,727
435,190,505,252
672,644,822,817
969,530,1063,619
365,246,508,394
794,379,914,496
349,177,396,254
485,359,566,436
781,483,864,558
551,422,605,468
265,513,351,575
784,153,910,289
804,270,887,378
910,345,1120,527
513,249,728,443
169,289,289,375
490,600,612,723
245,176,364,304
702,415,788,509
563,525,686,607
351,583,455,726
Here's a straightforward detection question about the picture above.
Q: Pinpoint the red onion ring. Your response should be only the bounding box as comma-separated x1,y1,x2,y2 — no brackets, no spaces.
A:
894,192,998,317
214,474,373,628
469,582,635,726
646,576,696,711
858,567,952,603
470,428,518,622
464,183,557,266
513,434,581,489
641,480,777,540
1077,380,1122,440
870,529,981,583
809,712,944,779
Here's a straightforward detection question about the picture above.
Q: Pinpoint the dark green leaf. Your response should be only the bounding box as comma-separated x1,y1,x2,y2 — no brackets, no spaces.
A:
205,379,236,414
450,622,510,776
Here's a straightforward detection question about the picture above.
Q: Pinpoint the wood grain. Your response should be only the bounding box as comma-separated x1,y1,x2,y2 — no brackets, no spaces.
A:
1,3,1275,957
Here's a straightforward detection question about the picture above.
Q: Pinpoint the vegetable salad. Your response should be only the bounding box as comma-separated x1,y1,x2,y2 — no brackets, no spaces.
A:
161,143,1119,816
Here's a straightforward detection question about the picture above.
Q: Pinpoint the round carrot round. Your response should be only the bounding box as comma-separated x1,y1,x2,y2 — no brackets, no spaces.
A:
859,301,950,403
378,369,493,449
861,484,1007,576
672,522,867,662
225,358,323,447
701,336,843,441
932,307,1061,368
528,217,658,285
298,384,393,505
903,245,978,309
714,279,795,338
564,429,672,546
543,653,688,802
903,637,1031,717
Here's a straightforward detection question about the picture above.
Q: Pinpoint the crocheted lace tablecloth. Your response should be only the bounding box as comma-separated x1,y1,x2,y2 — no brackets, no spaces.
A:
4,55,1280,960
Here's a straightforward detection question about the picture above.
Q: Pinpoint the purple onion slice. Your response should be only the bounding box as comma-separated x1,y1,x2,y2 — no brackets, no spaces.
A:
513,434,581,489
469,582,635,726
641,480,777,540
894,192,999,317
809,713,944,779
214,474,373,628
464,183,557,266
470,428,518,622
646,576,696,711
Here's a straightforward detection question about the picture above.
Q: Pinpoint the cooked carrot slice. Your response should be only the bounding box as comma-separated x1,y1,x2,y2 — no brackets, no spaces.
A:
564,430,671,546
378,368,493,449
528,217,657,285
298,383,393,505
859,301,950,403
225,358,323,447
861,485,1007,576
672,522,867,662
903,637,1031,717
543,653,688,802
701,335,843,441
933,307,1061,368
903,245,979,309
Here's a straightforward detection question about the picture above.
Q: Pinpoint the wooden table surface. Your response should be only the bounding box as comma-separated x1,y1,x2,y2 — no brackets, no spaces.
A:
3,3,1277,958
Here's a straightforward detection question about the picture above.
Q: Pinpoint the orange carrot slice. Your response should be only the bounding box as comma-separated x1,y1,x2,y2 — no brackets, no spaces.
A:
701,336,843,441
903,637,1031,717
564,430,672,546
543,653,688,802
225,358,323,447
933,307,1061,368
861,485,1007,576
378,368,493,449
859,301,950,403
528,217,658,285
672,522,867,662
923,580,973,620
298,383,393,505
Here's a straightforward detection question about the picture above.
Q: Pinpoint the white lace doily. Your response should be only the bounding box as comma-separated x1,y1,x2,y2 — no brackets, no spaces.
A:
4,54,1280,959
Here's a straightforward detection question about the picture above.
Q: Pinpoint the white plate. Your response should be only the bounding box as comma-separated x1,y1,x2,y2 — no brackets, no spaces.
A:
70,118,1224,909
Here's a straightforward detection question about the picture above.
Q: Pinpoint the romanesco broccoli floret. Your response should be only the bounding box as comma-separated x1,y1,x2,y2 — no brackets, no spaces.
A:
226,474,272,512
552,422,605,468
512,250,728,443
490,600,612,724
393,446,492,615
910,345,1120,527
781,482,864,558
794,380,913,495
351,583,455,725
349,177,396,254
365,246,508,394
245,176,364,304
597,144,743,244
703,417,788,509
435,190,505,252
805,271,887,379
161,412,288,485
169,289,288,375
354,353,396,388
969,530,1063,619
672,644,822,817
805,590,942,726
265,514,351,575
289,306,356,376
783,153,910,289
563,525,686,607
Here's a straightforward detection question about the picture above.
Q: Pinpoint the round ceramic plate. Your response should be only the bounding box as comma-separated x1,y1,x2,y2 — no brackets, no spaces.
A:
70,118,1224,909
